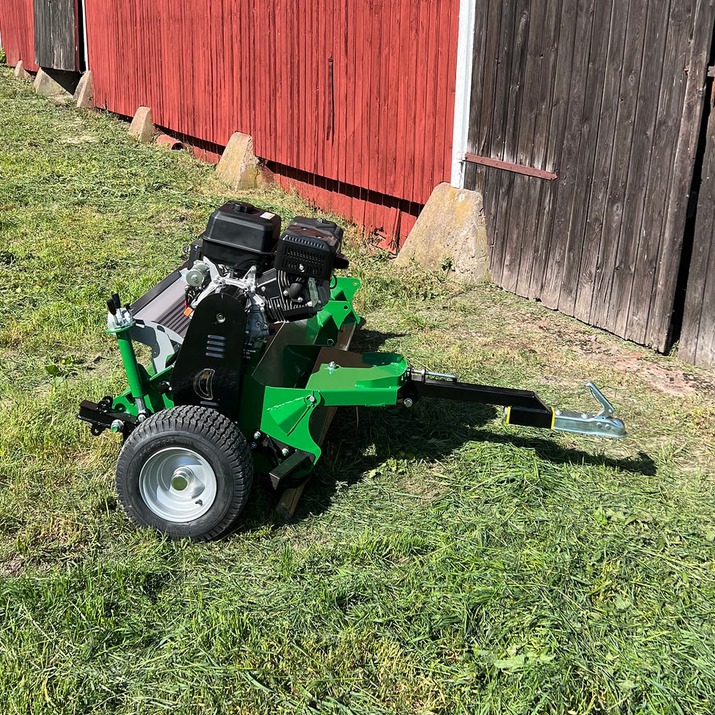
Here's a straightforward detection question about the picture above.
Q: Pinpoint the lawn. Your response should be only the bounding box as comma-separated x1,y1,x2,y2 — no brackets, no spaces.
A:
1,67,714,715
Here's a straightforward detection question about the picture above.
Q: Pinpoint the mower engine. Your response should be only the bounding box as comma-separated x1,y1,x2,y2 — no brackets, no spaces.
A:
186,201,348,352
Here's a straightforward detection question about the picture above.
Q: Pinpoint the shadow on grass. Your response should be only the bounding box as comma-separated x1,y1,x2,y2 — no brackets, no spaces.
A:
348,329,408,352
238,398,655,530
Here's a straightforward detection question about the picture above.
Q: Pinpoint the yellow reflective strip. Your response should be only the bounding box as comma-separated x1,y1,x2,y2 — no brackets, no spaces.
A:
505,406,512,424
550,408,556,430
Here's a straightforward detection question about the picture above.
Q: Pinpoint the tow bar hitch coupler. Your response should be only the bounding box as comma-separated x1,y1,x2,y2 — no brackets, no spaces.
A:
505,383,626,438
551,382,626,438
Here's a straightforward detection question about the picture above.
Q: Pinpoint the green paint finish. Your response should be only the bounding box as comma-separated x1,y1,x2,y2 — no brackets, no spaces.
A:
109,321,174,416
115,329,146,402
306,352,408,406
260,388,323,462
256,352,408,466
306,277,361,343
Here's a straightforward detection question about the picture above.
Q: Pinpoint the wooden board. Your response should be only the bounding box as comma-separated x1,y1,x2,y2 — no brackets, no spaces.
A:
645,0,715,349
587,0,649,327
680,76,715,367
275,482,307,521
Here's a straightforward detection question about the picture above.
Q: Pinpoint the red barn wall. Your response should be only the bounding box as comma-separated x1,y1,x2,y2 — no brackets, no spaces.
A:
83,0,459,245
0,0,38,72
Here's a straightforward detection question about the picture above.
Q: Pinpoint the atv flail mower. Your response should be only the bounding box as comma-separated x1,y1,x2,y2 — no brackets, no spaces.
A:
79,201,626,540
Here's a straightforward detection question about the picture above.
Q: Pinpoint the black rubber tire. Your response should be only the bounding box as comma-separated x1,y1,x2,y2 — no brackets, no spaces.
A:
115,405,253,541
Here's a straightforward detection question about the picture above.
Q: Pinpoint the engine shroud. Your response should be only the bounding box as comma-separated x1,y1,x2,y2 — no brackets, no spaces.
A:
202,201,281,274
274,218,344,282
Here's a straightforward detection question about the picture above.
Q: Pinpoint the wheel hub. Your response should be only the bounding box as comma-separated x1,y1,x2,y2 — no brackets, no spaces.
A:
139,447,218,522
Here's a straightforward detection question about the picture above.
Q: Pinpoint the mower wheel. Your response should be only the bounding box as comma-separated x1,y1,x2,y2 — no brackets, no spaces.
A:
115,405,253,541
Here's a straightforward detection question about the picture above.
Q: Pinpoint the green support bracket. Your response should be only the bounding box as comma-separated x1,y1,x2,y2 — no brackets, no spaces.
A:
261,388,323,463
306,352,408,406
113,327,146,403
111,366,175,416
307,277,361,343
258,352,409,466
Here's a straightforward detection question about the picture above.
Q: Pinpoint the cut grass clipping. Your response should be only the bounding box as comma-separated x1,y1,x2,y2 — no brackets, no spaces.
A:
1,68,715,715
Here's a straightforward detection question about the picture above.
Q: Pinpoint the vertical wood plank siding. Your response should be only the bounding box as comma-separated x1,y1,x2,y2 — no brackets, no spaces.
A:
83,0,459,246
0,0,38,72
33,0,79,71
466,0,715,352
681,83,715,367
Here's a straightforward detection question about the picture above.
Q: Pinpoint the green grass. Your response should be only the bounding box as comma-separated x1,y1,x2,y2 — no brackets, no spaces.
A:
1,67,715,714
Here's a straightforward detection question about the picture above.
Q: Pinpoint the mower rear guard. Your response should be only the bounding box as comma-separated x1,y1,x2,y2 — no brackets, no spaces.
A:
249,348,409,483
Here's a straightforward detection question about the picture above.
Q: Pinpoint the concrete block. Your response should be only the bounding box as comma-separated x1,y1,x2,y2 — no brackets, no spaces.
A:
74,71,94,109
129,106,154,143
396,183,490,283
33,68,73,100
216,132,259,190
13,61,31,80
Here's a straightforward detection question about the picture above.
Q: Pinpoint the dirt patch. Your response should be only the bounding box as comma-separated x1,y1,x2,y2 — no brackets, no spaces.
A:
0,554,24,577
610,355,715,397
61,135,97,144
532,321,715,398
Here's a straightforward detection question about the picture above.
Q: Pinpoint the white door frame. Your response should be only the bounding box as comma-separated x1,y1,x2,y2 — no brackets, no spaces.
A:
451,0,477,188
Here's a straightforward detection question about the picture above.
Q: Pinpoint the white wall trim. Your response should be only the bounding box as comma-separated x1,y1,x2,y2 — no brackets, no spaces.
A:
450,0,477,188
80,0,89,70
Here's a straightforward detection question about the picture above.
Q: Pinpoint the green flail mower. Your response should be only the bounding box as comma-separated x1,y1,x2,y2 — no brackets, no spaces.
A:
79,201,626,541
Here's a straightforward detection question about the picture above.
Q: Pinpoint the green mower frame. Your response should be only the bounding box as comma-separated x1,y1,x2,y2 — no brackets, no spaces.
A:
79,209,626,541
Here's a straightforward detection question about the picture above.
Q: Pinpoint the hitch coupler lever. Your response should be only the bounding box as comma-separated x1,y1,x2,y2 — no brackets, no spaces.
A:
552,382,626,438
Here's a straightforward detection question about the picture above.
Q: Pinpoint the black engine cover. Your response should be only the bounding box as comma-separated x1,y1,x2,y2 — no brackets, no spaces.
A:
202,201,281,274
274,217,343,282
170,288,247,421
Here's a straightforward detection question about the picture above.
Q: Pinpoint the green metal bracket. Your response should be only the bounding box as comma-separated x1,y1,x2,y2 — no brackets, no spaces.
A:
107,314,175,417
261,389,324,463
307,277,361,344
112,326,147,403
306,352,408,406
111,366,175,417
257,352,409,466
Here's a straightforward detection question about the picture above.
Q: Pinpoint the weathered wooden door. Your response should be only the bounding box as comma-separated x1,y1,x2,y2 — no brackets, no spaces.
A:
464,0,715,352
34,0,80,71
681,80,715,367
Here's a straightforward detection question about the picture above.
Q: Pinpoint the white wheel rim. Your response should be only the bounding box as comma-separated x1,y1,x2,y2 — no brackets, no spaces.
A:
139,447,218,522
